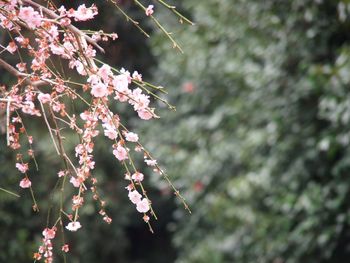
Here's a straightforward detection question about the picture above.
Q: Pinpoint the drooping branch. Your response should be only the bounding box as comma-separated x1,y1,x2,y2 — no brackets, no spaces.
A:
0,58,47,86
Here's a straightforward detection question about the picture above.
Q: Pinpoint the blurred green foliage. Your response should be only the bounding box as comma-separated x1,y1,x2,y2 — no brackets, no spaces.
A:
139,0,350,262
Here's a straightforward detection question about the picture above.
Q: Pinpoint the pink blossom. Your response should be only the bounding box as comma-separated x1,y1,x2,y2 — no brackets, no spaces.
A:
19,177,31,188
42,227,56,240
61,244,69,253
145,5,154,16
73,4,97,21
143,215,150,223
91,82,108,98
50,44,64,56
98,64,111,82
131,172,144,182
16,62,26,72
136,198,150,213
18,6,42,29
138,109,153,120
132,71,142,81
70,177,81,188
128,190,142,204
104,128,118,140
16,162,28,173
38,93,51,104
6,41,17,54
75,60,86,76
110,33,118,40
145,159,157,166
66,221,82,231
58,170,65,177
125,132,139,142
113,74,129,90
113,145,128,161
131,88,150,110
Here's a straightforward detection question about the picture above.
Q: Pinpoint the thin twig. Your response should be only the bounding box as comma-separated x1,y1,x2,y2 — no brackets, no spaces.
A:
39,101,60,155
6,98,10,146
0,187,20,197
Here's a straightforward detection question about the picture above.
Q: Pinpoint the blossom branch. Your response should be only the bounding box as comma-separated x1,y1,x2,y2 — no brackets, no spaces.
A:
22,0,105,53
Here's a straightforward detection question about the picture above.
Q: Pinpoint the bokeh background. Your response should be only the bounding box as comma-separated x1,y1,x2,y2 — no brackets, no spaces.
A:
2,0,350,262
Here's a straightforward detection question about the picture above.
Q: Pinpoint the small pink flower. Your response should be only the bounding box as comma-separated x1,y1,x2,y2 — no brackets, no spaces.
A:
103,216,112,224
125,132,139,142
136,198,150,213
58,170,65,177
38,93,51,104
42,227,56,240
131,172,144,182
143,214,150,223
91,82,108,98
113,145,128,161
61,244,69,253
138,109,153,120
110,33,118,40
145,159,157,166
128,190,142,204
19,178,31,188
16,162,28,173
98,64,111,82
73,4,97,21
132,71,142,81
145,5,154,16
18,6,42,29
16,63,26,72
66,221,82,231
6,41,17,54
70,177,81,188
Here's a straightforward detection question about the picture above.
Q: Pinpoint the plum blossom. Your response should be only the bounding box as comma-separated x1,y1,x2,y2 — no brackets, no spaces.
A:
145,5,154,16
61,244,69,253
113,145,128,161
16,162,28,173
6,41,17,53
132,71,142,81
19,177,31,188
72,4,97,21
75,60,86,76
42,227,56,240
125,132,139,142
66,221,82,231
58,170,65,177
16,62,26,72
38,93,51,104
138,109,153,120
70,177,81,188
104,128,118,140
128,190,142,204
98,64,111,82
136,198,150,213
91,82,108,97
145,159,157,166
131,172,144,182
18,6,42,29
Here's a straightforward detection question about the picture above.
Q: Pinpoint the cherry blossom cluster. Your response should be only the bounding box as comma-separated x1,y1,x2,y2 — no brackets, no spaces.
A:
0,0,191,261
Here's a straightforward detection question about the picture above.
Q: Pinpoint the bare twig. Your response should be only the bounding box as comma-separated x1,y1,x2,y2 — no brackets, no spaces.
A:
39,101,60,155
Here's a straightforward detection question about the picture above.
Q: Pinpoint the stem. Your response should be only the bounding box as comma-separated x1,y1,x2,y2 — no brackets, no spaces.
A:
0,187,20,197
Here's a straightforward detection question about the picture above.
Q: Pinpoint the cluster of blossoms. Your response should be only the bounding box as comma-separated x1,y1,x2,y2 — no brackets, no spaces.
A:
0,0,191,261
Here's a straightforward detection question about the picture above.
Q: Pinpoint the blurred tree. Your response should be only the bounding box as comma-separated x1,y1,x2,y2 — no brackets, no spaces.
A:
140,0,350,262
